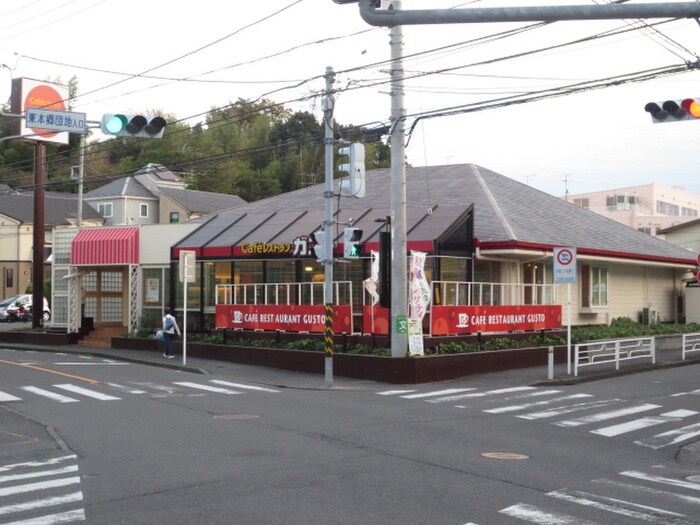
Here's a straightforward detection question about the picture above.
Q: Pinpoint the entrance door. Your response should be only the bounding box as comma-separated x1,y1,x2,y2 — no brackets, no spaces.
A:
83,269,126,326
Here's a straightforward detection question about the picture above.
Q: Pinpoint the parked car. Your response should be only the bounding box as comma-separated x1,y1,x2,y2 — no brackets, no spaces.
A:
0,294,50,322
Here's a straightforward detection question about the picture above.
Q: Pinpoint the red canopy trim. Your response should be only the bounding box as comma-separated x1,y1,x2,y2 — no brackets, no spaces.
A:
71,227,139,265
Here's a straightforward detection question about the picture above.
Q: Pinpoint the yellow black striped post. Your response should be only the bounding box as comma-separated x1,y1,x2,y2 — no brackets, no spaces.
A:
324,303,334,356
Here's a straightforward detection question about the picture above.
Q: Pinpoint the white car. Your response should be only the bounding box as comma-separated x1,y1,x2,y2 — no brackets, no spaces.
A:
0,294,51,322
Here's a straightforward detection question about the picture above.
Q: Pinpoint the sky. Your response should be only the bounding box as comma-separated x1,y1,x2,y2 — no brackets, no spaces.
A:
3,0,700,198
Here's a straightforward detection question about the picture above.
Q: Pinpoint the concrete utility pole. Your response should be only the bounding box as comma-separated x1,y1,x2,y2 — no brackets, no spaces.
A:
389,1,408,358
32,142,46,329
323,66,336,385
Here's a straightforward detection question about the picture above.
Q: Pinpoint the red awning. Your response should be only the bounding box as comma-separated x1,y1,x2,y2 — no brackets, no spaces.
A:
71,228,139,265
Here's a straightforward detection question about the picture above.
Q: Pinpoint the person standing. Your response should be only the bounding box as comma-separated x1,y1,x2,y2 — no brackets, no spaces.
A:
162,308,181,358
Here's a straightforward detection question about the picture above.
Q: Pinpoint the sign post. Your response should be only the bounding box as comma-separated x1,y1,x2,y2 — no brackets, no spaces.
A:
179,250,196,365
554,247,577,375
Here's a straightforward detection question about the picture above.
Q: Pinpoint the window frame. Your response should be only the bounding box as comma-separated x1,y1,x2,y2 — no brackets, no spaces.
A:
139,203,149,218
580,264,609,308
97,202,113,218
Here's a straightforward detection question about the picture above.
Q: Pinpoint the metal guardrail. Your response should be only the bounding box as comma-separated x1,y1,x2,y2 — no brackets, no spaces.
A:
574,337,655,376
681,332,700,360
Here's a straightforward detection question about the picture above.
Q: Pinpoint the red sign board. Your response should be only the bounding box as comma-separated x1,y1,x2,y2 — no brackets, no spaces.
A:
431,305,562,335
362,305,390,335
215,304,353,333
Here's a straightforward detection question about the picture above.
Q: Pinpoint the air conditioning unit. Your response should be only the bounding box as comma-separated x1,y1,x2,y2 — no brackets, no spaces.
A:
641,307,658,325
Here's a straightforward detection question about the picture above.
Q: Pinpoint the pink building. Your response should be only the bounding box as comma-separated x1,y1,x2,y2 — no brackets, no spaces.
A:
566,183,700,236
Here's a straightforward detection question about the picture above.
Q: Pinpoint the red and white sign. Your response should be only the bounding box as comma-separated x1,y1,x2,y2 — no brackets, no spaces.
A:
215,304,353,333
11,78,70,144
431,305,562,335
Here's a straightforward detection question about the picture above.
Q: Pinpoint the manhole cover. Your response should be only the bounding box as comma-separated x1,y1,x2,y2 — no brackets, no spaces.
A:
213,414,260,420
481,452,530,460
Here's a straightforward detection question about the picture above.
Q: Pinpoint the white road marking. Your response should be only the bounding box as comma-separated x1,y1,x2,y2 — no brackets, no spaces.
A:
547,488,690,524
484,394,593,414
53,361,129,366
554,403,661,428
593,478,700,505
0,455,76,473
621,471,700,492
401,388,476,399
20,387,78,403
0,390,22,402
173,382,242,395
591,416,671,437
635,422,700,450
105,382,147,395
0,465,78,484
0,492,83,517
0,476,81,497
518,399,620,420
499,503,601,524
661,409,697,418
54,384,120,401
3,508,86,524
376,389,416,396
210,380,280,393
428,386,541,404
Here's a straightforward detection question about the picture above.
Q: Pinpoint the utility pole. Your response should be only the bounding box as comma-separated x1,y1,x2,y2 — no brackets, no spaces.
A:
32,142,46,329
389,0,408,358
322,66,336,386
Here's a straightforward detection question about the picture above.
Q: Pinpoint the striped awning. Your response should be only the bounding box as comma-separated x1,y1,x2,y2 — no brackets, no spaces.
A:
71,227,139,265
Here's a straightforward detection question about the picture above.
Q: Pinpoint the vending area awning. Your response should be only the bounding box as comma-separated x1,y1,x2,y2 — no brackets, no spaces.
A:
71,227,139,265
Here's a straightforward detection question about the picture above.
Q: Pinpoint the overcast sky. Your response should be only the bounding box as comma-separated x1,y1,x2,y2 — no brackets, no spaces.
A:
3,0,700,198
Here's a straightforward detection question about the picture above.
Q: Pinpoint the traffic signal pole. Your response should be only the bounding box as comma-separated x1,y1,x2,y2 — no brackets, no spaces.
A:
323,66,336,387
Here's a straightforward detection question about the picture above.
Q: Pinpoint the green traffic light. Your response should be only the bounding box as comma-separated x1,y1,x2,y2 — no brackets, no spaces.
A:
104,114,127,134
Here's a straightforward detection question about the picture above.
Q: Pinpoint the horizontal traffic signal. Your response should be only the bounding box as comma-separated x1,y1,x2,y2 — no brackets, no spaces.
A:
101,114,167,138
644,98,700,123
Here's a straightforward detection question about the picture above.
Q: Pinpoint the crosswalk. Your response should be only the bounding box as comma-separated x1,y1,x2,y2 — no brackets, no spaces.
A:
0,454,85,524
487,469,700,525
0,379,280,405
377,386,700,451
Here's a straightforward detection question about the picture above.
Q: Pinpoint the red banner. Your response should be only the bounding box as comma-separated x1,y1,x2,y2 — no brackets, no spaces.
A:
362,305,390,335
431,305,562,335
215,304,353,333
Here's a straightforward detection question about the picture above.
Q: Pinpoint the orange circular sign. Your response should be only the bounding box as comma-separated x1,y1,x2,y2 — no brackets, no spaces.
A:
25,84,66,138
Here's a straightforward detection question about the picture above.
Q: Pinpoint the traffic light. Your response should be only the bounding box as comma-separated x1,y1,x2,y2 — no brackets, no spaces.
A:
101,114,167,138
310,230,326,262
338,143,366,198
644,98,700,123
343,227,363,258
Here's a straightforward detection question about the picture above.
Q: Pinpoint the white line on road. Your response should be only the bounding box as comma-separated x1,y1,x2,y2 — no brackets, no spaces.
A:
0,491,83,516
634,422,700,450
499,503,601,524
173,382,242,395
621,471,700,492
0,455,76,473
517,399,620,421
401,388,476,399
0,390,22,402
591,416,672,437
554,403,661,428
0,476,81,497
484,394,593,414
428,386,540,404
0,465,78,484
20,387,78,403
210,380,280,393
376,389,416,396
2,508,86,524
54,384,120,401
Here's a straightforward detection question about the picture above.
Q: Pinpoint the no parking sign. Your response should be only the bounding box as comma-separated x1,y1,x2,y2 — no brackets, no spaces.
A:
554,247,577,284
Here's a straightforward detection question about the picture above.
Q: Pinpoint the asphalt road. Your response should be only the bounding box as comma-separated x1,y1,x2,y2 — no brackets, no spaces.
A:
1,346,699,524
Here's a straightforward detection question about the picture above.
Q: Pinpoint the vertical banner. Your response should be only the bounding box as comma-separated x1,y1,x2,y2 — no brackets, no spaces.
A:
363,250,380,333
408,251,431,356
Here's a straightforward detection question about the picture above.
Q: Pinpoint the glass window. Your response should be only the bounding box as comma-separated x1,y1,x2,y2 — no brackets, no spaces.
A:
581,265,608,308
97,202,113,218
170,212,180,223
5,268,13,288
140,203,148,218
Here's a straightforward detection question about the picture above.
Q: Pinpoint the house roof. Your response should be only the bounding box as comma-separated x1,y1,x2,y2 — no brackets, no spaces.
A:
134,163,182,183
85,177,155,200
159,187,246,215
177,163,695,266
0,191,103,226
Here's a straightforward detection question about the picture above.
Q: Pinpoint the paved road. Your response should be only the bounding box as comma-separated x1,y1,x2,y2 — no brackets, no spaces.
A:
1,344,699,524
